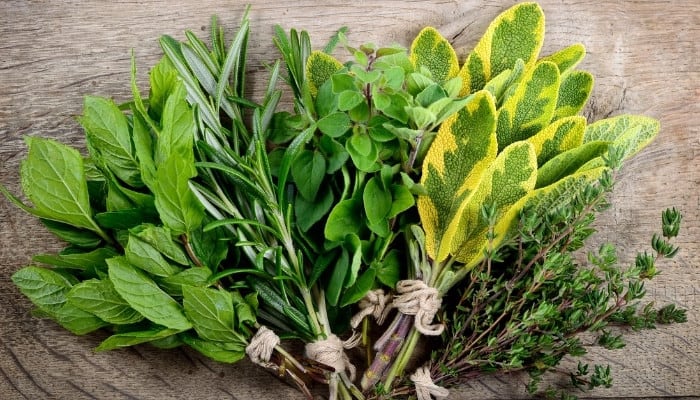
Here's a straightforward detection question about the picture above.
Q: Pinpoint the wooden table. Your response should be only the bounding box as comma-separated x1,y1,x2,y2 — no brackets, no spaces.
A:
1,1,698,399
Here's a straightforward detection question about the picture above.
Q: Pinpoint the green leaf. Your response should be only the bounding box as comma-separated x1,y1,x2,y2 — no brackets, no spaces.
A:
319,135,349,173
67,279,143,325
388,184,415,219
12,266,106,335
291,150,326,201
496,61,561,150
346,133,379,172
552,70,593,121
409,27,459,84
79,96,142,187
363,176,392,227
125,235,183,277
181,335,246,363
318,112,352,138
540,43,586,74
108,256,192,330
33,247,117,273
340,266,376,307
53,304,108,335
12,266,75,315
583,115,659,162
325,196,364,242
157,82,196,165
20,137,101,233
295,187,334,232
94,208,159,230
526,116,586,166
326,248,349,306
153,155,205,235
160,267,212,297
306,50,343,97
418,91,498,261
149,56,179,119
188,225,229,270
459,2,545,94
131,224,189,265
96,327,182,351
40,219,103,248
377,249,400,288
450,141,538,265
338,90,364,111
536,141,610,188
315,79,338,117
231,291,257,329
183,285,240,342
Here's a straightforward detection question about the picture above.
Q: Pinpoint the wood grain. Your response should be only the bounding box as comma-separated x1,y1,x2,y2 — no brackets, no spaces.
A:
1,1,698,399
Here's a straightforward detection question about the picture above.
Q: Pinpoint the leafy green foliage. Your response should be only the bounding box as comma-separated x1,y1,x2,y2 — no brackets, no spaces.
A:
0,4,684,400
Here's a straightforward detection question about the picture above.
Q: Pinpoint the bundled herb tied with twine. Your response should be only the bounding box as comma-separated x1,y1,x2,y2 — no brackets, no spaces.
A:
0,2,686,400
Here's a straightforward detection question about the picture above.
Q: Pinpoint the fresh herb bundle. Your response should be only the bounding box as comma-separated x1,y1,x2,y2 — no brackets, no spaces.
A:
0,2,686,400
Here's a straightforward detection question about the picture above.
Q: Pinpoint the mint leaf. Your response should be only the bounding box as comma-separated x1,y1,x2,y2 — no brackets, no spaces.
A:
67,279,143,325
125,235,183,277
130,224,189,265
40,219,102,248
20,137,101,233
153,155,205,235
12,266,74,315
157,82,196,165
181,335,246,363
12,266,106,334
160,268,211,297
79,96,142,187
108,256,192,330
96,327,182,351
183,285,240,342
53,303,108,335
33,247,117,273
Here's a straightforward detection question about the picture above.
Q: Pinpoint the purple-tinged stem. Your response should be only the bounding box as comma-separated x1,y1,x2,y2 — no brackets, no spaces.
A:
360,313,414,391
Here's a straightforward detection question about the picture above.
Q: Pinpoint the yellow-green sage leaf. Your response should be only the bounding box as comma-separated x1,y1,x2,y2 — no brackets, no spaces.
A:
552,70,593,121
459,2,545,95
418,91,498,262
583,115,660,162
536,141,610,188
306,50,343,97
409,27,459,84
540,43,586,74
526,116,586,165
449,141,538,265
496,61,560,150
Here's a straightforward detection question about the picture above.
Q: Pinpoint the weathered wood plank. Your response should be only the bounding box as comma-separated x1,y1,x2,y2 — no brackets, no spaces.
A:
1,1,698,399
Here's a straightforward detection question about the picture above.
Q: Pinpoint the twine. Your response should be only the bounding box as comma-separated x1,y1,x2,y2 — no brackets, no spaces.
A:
410,365,449,400
350,289,392,328
245,325,280,366
393,280,444,336
304,333,360,381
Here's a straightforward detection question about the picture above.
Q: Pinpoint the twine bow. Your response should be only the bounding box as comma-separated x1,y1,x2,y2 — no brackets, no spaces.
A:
393,280,444,335
245,325,280,366
350,289,392,328
305,333,360,381
410,365,449,400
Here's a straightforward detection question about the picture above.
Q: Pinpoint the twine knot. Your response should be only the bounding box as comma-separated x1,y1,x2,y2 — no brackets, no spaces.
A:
410,365,449,400
304,333,360,380
350,289,392,328
245,325,280,366
393,280,444,336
